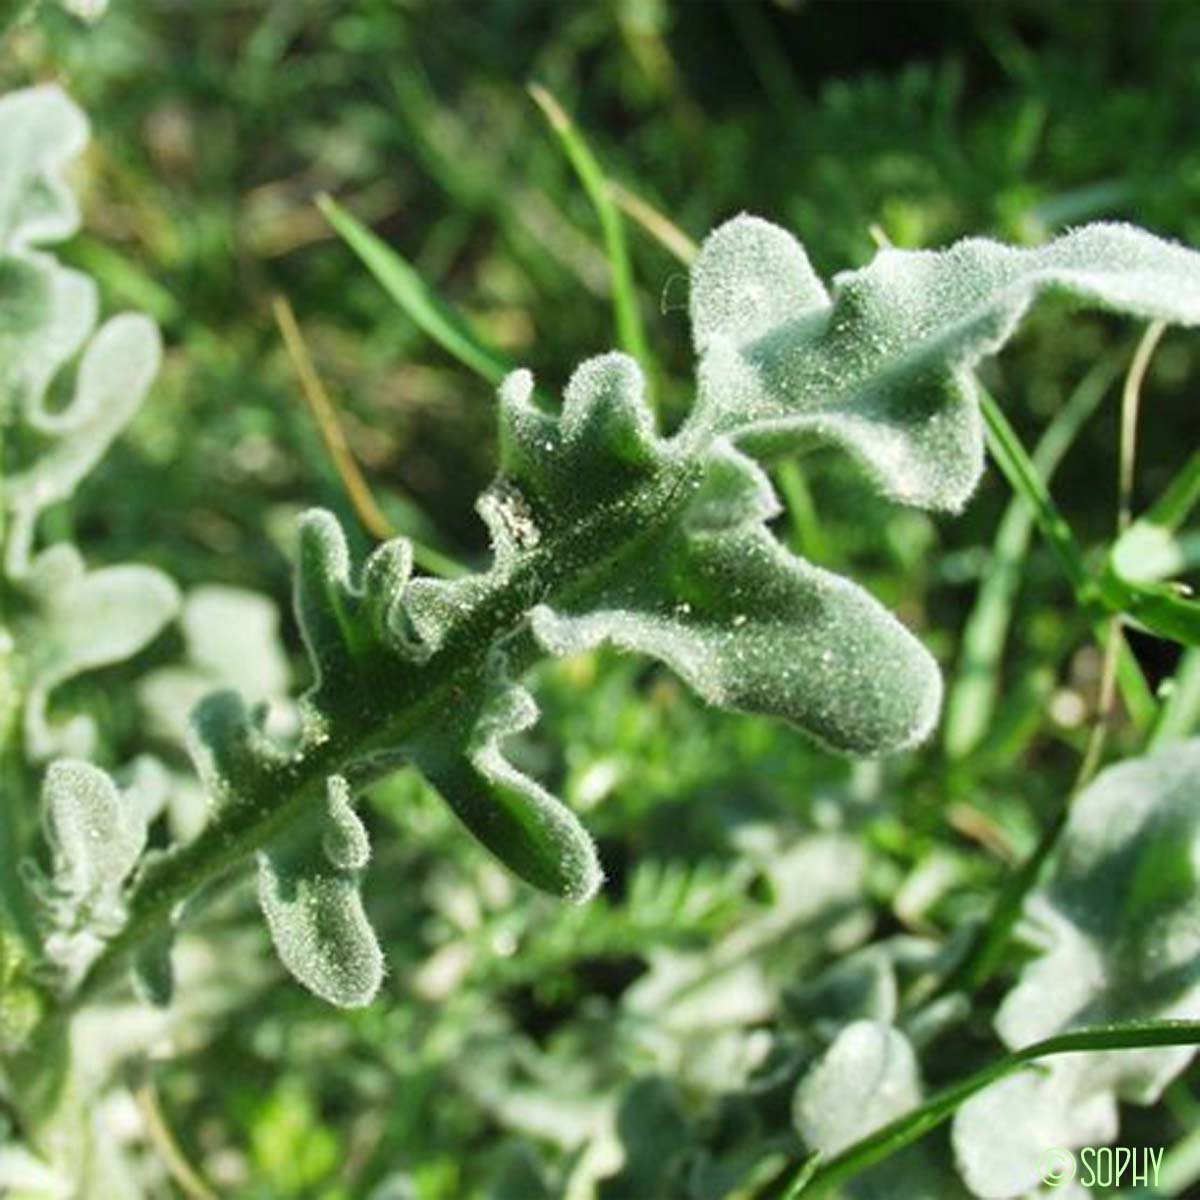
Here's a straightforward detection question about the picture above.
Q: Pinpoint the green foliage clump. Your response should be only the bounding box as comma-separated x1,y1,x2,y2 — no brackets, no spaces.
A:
3,8,1200,1194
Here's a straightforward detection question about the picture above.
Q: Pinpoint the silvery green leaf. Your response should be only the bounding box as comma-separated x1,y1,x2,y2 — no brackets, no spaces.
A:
139,585,292,747
138,667,216,748
0,1138,72,1198
40,760,146,905
293,508,414,706
33,760,152,987
257,775,383,1007
181,585,290,702
188,690,286,814
531,437,940,755
5,312,162,578
953,1063,1115,1199
953,739,1200,1198
322,774,370,870
416,684,603,904
0,255,96,426
496,353,662,527
132,207,1200,989
783,943,899,1036
0,85,86,252
691,215,1200,510
23,559,179,758
792,1020,922,1157
597,1078,691,1200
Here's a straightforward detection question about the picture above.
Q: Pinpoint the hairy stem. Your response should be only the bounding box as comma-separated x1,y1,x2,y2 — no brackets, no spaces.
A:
69,452,700,1011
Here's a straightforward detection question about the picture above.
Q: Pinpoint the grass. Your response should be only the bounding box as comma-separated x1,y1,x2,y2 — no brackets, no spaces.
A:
5,2,1200,1196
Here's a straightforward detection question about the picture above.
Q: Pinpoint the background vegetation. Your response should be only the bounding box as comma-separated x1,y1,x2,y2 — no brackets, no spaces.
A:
4,1,1200,1195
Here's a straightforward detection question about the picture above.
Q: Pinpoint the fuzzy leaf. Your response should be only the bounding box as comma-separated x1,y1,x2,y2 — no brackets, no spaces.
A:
139,585,295,817
257,775,383,1007
416,685,603,904
953,1065,1115,1199
22,558,178,757
119,211,1200,1010
0,256,96,426
792,1021,923,1158
0,85,86,252
294,508,413,705
40,760,146,903
188,690,286,814
32,760,152,988
322,774,370,871
5,312,163,578
692,215,1200,510
953,740,1200,1198
181,585,290,701
1,85,178,769
532,438,941,755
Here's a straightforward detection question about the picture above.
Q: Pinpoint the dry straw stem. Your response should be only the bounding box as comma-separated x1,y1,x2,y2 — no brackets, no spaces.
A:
272,294,394,542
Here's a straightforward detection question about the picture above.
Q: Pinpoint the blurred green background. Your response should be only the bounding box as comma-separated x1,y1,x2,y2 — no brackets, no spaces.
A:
5,1,1200,1195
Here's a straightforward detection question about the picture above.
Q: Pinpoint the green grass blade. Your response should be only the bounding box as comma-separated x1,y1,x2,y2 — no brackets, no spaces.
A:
944,356,1119,758
979,389,1157,731
1150,648,1200,749
783,1020,1200,1198
316,193,514,387
1145,449,1200,531
528,83,649,370
774,460,827,563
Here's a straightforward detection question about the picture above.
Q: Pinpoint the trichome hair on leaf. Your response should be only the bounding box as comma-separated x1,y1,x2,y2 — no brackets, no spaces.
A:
25,156,1200,1008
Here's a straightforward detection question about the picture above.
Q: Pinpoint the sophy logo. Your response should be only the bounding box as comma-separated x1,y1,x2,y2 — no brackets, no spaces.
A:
1038,1147,1076,1187
1038,1146,1163,1189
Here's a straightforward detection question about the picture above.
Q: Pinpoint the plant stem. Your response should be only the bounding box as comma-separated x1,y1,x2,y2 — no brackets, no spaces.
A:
944,353,1120,758
66,453,700,1013
979,388,1156,730
527,83,650,373
273,295,397,543
315,194,514,387
774,1021,1200,1198
272,295,466,579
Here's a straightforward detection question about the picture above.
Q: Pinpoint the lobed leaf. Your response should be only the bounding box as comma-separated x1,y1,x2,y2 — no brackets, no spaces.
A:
1,85,178,761
531,437,941,755
691,215,1200,511
31,761,152,988
0,85,86,253
256,775,383,1007
415,684,604,904
90,207,1200,1010
23,558,179,758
